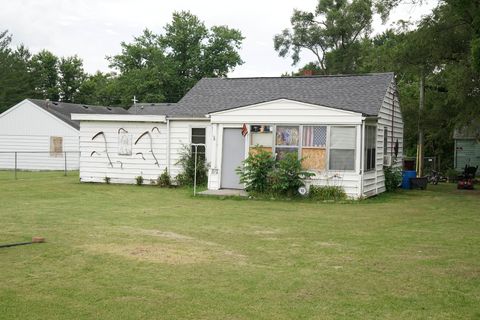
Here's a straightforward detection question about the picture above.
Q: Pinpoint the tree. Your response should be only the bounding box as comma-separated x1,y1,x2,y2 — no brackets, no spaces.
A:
29,50,59,101
274,0,373,74
76,72,121,106
109,11,244,104
58,55,86,102
0,30,35,112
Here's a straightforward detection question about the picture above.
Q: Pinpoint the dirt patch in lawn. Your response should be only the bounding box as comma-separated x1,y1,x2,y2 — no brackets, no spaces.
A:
83,227,247,265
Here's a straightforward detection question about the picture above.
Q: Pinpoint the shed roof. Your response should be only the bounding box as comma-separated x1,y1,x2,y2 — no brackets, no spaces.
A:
28,99,130,130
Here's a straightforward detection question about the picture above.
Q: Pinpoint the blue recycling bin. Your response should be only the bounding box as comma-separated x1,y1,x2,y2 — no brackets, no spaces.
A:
402,170,417,189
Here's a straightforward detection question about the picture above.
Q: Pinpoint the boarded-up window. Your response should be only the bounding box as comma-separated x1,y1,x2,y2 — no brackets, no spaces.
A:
50,136,63,157
302,126,327,170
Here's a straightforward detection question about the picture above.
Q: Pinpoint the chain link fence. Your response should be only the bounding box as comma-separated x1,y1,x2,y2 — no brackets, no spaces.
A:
0,151,80,180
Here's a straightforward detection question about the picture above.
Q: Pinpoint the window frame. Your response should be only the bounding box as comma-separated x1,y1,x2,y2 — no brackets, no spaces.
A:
327,125,356,171
246,124,357,172
190,126,207,160
364,125,377,172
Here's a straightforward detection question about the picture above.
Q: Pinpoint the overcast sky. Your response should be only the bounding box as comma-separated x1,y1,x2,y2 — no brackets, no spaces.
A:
1,0,438,77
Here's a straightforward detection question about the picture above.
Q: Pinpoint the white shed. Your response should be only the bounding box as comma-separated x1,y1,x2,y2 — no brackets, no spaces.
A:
0,99,129,170
73,73,403,199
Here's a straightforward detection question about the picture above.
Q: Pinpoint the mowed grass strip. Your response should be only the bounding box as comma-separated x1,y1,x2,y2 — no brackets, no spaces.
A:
0,171,479,319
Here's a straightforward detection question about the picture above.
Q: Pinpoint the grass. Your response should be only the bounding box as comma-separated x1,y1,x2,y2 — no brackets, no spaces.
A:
0,171,479,319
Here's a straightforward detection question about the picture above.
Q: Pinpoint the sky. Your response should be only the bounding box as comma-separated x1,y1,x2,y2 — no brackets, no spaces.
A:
1,0,438,77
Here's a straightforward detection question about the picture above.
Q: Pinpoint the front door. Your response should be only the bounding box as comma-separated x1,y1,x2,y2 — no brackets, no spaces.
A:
221,128,245,189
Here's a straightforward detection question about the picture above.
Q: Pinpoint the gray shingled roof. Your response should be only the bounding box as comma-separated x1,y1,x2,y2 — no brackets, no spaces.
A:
28,99,130,130
173,73,394,117
128,103,177,115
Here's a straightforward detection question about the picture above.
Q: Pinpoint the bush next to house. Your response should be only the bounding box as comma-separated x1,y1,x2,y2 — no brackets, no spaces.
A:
237,148,312,197
135,175,144,186
308,185,347,201
236,148,275,194
269,152,314,196
384,166,402,192
157,167,171,187
176,145,208,186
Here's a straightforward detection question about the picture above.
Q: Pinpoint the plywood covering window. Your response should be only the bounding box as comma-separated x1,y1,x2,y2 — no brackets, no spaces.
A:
301,126,327,170
249,125,273,154
191,128,206,159
275,126,299,160
50,136,63,157
329,126,355,170
364,125,376,171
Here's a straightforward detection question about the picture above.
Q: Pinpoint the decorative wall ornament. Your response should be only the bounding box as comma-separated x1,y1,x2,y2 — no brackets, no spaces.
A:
135,131,159,166
92,131,113,167
118,131,132,156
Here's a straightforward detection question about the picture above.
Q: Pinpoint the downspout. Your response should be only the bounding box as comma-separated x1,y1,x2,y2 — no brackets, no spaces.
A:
360,117,366,198
166,118,171,173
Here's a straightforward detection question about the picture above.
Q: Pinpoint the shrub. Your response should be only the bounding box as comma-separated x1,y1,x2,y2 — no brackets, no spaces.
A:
445,168,458,182
176,145,208,186
104,176,111,184
384,166,402,192
157,167,171,187
236,148,275,193
135,175,144,186
308,185,347,201
269,152,314,196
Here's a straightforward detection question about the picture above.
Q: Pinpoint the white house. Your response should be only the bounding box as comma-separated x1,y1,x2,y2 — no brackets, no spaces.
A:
73,73,403,198
0,99,129,170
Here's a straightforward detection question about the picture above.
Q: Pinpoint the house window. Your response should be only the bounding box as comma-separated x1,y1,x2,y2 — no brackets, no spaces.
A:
50,136,63,157
301,126,327,170
191,127,206,159
329,126,356,170
364,125,376,171
383,127,388,156
249,125,273,155
275,126,299,160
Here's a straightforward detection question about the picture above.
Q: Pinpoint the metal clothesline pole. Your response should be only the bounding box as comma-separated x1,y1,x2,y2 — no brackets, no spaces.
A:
191,143,206,197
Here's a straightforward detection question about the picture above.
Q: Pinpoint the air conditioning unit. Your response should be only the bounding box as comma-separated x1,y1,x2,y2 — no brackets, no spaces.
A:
383,155,392,166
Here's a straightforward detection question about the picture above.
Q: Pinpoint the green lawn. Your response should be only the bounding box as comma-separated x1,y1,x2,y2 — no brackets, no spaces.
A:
0,172,479,319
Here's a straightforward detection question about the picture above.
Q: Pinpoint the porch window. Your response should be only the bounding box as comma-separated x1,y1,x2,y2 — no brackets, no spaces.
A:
275,126,299,160
249,125,273,154
191,127,206,159
301,126,327,170
364,125,376,171
329,126,355,170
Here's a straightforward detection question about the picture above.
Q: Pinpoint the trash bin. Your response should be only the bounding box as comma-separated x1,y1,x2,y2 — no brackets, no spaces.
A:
402,170,416,189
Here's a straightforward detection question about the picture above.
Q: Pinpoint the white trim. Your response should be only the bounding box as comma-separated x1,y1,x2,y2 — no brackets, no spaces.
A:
71,114,167,122
209,98,363,116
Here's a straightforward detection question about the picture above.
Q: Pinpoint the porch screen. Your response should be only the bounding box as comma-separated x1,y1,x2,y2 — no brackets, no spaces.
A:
364,126,376,171
329,126,355,170
249,125,273,154
191,128,206,159
301,126,327,170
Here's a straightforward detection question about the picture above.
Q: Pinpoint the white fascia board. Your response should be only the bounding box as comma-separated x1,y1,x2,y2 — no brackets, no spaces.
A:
71,114,167,123
208,98,363,116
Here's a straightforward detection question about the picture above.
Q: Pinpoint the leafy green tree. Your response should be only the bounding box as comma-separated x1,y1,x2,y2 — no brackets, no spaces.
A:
58,55,86,102
274,0,374,74
109,11,244,104
0,30,35,112
29,50,59,101
76,72,121,106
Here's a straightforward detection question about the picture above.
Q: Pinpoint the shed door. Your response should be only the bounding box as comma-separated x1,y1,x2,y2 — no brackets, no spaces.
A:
221,128,245,189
